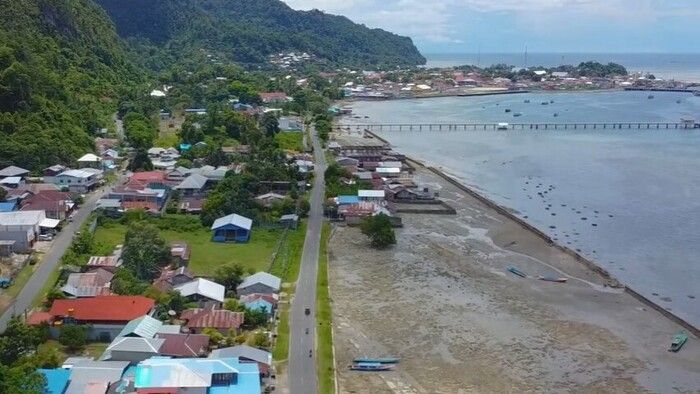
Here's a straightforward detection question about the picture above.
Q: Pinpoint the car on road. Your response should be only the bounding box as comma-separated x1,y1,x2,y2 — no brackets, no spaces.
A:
304,307,311,315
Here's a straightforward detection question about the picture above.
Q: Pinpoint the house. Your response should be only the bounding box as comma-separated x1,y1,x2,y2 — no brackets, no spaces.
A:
390,186,437,202
60,269,113,298
20,190,73,220
63,360,129,393
279,213,299,229
116,315,164,338
85,253,122,272
222,145,250,156
211,213,253,243
179,196,205,214
236,272,281,296
77,153,102,169
0,176,24,189
42,165,67,183
336,195,360,206
336,157,360,167
170,242,191,266
173,173,209,196
295,159,314,173
102,337,165,363
153,266,195,292
38,368,71,394
278,116,303,132
0,165,29,179
0,201,17,213
134,357,260,393
48,296,155,341
358,189,386,201
260,92,290,104
210,345,272,377
242,296,274,315
375,167,401,177
173,278,226,307
254,192,286,208
0,210,47,252
155,333,210,358
53,168,102,193
180,308,245,334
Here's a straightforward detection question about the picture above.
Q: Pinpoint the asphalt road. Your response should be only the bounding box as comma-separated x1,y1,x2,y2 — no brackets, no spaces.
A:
0,175,124,333
289,126,326,394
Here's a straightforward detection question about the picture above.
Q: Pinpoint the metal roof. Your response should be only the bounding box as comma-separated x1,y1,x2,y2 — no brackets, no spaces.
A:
211,213,253,230
77,153,101,162
358,189,385,198
174,173,208,190
0,210,45,226
0,165,29,177
210,345,272,366
59,169,99,179
66,361,129,394
116,315,164,339
0,176,22,185
135,358,259,391
237,272,281,292
105,337,165,353
174,278,225,303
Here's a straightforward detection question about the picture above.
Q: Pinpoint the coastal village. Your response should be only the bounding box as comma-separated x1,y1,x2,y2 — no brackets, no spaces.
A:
1,50,700,393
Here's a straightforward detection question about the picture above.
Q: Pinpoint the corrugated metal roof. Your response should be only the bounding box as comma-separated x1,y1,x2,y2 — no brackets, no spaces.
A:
0,165,29,177
358,189,385,198
174,173,208,190
237,272,281,292
174,278,225,303
116,315,163,338
211,213,253,230
180,308,244,329
210,345,272,366
135,358,258,391
106,337,165,353
0,210,45,226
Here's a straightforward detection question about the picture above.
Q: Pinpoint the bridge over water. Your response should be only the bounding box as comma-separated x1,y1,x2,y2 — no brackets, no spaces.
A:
335,122,698,132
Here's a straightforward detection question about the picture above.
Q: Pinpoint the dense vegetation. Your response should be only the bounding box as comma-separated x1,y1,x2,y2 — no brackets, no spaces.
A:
0,0,140,170
94,0,426,69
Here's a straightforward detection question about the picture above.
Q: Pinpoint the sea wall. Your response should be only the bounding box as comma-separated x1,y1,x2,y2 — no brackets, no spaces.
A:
366,130,700,337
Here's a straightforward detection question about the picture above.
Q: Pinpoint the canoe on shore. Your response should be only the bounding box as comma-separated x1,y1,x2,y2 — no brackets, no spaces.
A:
353,357,400,364
508,267,527,278
669,331,688,352
538,276,568,283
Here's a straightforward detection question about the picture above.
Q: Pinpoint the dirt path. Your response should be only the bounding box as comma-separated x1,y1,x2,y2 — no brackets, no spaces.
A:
328,167,700,393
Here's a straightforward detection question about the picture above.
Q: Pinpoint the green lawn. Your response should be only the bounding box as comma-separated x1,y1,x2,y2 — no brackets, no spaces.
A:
93,219,289,276
317,222,335,394
275,132,304,151
3,260,35,299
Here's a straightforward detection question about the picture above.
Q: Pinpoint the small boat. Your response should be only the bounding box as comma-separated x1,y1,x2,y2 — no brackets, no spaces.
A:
553,113,559,117
676,100,682,104
513,112,522,117
505,108,511,113
648,95,654,99
538,276,568,283
550,100,554,104
354,357,400,364
669,331,688,352
508,267,527,278
350,362,394,371
524,99,531,103
541,101,549,105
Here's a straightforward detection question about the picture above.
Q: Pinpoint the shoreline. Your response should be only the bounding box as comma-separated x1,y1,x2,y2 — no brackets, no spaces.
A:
367,129,700,337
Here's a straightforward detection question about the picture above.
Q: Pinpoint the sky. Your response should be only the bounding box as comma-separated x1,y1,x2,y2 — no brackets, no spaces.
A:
282,0,700,54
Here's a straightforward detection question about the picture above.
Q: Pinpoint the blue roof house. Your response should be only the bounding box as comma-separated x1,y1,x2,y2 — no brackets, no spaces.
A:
0,201,17,213
211,214,253,243
38,368,70,394
243,298,274,315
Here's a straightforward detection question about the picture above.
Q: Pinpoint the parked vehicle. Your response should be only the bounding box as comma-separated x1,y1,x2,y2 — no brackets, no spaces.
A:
0,278,12,288
38,234,53,241
669,331,688,352
305,307,310,316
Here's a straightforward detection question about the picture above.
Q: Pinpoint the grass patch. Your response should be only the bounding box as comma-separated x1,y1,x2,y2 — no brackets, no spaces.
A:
93,217,287,276
317,222,334,394
3,261,36,299
31,263,63,309
154,133,179,149
275,132,304,151
38,340,109,363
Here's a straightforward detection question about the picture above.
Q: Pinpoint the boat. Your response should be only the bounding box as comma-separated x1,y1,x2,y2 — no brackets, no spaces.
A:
538,276,568,283
694,91,700,97
541,101,549,105
505,108,511,113
669,331,688,352
508,267,527,278
350,362,394,371
513,112,522,117
648,95,654,99
676,100,682,104
524,99,531,103
354,357,400,364
550,100,554,103
553,113,559,117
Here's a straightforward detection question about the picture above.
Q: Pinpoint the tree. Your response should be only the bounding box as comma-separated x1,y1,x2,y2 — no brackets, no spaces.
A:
214,264,245,292
111,268,149,295
243,307,269,329
223,298,245,312
202,327,224,346
260,113,279,137
128,149,154,172
58,325,87,351
0,364,45,394
250,331,270,349
0,317,46,365
121,222,170,281
360,214,396,248
0,187,6,202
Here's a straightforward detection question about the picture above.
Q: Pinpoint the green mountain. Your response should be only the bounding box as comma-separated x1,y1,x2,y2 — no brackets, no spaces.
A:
0,0,140,170
94,0,426,68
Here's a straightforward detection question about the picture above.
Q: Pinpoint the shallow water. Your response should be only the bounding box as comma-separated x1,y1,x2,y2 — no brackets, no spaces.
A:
347,91,700,327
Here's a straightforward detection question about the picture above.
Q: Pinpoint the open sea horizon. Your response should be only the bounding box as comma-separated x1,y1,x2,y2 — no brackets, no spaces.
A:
424,52,700,83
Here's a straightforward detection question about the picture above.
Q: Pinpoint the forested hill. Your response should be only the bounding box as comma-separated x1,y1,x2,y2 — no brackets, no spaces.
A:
94,0,426,68
0,0,140,170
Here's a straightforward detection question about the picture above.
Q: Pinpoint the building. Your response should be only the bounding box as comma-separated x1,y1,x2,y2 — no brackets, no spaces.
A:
102,337,166,363
278,116,303,132
279,213,299,229
20,190,73,220
180,308,245,334
358,189,386,201
242,297,274,315
173,278,226,307
134,357,261,393
173,173,209,196
48,296,155,341
0,210,48,252
155,333,210,358
77,153,102,169
85,254,122,272
0,176,24,189
116,315,164,338
40,361,130,394
60,269,113,298
211,213,253,243
153,266,194,292
170,242,191,266
53,168,103,193
236,272,281,296
254,192,286,208
0,165,29,179
260,92,290,104
210,345,272,377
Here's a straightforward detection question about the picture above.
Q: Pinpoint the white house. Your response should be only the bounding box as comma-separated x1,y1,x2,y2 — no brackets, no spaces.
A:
358,189,385,201
77,153,102,169
53,169,103,193
0,210,47,252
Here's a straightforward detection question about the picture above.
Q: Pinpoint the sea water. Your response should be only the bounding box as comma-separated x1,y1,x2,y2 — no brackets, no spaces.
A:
346,91,700,327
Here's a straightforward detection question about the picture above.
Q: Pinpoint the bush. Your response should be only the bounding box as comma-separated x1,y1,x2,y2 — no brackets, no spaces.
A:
58,325,87,351
360,214,396,248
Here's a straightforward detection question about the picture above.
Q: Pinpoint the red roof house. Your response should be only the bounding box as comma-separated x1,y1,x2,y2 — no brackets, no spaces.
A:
49,295,155,324
155,333,210,357
259,92,289,104
180,308,244,334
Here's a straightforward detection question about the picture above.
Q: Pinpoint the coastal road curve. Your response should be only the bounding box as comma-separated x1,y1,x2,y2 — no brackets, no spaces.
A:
0,173,126,333
289,125,326,394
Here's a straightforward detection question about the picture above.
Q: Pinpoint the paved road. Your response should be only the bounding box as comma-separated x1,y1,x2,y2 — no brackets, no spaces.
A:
0,176,125,333
289,126,326,394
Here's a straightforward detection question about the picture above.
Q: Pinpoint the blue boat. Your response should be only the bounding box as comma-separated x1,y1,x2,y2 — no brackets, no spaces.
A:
350,362,393,371
353,357,400,364
508,267,527,278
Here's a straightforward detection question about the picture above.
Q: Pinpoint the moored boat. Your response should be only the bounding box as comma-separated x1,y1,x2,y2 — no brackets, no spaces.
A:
648,94,654,99
508,267,527,278
350,362,394,371
669,331,688,352
354,357,400,364
505,108,511,113
538,276,568,283
513,112,522,117
524,99,531,103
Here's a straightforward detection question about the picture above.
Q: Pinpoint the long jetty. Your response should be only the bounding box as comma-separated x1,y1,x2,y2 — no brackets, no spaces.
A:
336,122,697,132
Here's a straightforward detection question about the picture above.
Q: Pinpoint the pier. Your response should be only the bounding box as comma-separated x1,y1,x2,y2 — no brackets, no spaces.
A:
335,121,698,132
